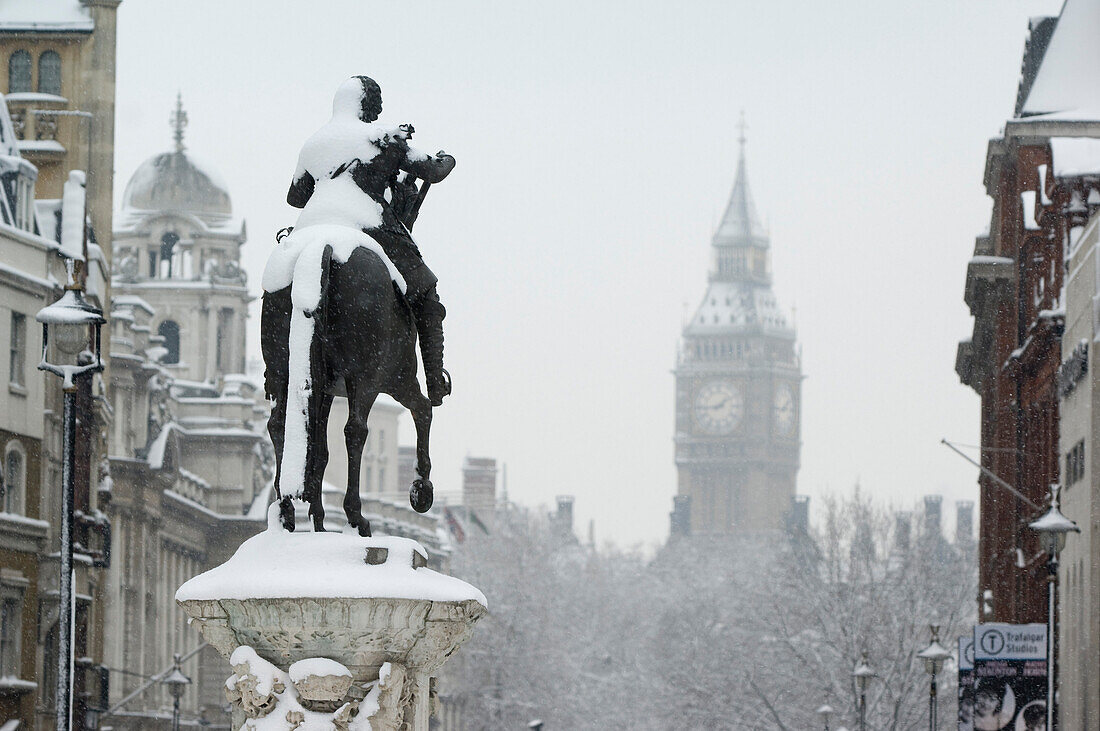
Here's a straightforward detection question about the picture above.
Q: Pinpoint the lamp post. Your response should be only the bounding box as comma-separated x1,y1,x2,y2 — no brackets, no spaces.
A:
816,702,835,731
1029,484,1080,731
162,653,191,731
917,624,952,731
37,258,104,730
851,652,876,731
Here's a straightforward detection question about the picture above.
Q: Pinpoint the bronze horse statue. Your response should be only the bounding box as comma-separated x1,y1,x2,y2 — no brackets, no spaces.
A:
261,76,455,535
261,240,434,536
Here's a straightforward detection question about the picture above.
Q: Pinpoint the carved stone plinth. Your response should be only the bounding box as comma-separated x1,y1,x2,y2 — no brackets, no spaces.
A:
176,529,485,730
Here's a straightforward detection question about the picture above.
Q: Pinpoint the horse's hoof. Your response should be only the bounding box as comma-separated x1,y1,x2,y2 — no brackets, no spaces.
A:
279,499,295,533
359,520,372,538
410,479,434,513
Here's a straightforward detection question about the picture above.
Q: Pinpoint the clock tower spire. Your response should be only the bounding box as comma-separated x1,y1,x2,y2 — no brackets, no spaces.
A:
671,125,801,537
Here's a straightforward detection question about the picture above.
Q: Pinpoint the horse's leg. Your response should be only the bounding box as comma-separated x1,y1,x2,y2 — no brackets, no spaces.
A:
261,288,293,531
267,391,293,531
343,379,377,536
305,391,334,532
398,388,434,513
279,495,295,533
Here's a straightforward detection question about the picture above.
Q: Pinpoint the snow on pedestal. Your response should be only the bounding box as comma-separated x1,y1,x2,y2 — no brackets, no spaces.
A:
177,505,486,730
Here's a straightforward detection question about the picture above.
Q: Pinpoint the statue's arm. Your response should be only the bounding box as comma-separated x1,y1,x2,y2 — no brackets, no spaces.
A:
287,170,315,209
401,147,456,184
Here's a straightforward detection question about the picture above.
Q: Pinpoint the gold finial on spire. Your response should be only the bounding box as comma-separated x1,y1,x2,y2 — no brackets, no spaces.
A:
170,92,188,153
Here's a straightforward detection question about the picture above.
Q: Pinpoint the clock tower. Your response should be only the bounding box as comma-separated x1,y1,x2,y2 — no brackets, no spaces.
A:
673,128,801,535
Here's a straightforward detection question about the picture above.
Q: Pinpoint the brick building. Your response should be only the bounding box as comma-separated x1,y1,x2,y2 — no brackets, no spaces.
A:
956,6,1100,726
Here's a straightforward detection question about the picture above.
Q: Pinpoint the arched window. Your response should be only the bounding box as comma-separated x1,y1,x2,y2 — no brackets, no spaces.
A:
7,51,31,94
2,442,25,514
158,320,180,364
37,51,61,96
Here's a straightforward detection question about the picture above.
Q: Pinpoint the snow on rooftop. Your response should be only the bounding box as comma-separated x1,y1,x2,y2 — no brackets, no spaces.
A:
0,0,94,31
686,280,792,336
1022,0,1100,117
1050,137,1100,178
175,507,486,605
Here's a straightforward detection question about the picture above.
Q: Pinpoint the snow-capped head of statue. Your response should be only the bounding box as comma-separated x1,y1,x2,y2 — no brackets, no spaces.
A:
260,76,457,536
332,75,383,123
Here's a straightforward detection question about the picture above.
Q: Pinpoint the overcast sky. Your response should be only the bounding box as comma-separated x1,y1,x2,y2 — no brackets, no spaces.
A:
113,0,1064,549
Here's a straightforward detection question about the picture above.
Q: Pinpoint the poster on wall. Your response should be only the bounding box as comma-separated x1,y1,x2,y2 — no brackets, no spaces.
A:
959,635,975,731
972,623,1047,731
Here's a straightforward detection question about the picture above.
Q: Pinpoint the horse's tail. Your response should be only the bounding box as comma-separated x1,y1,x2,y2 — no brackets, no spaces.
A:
279,243,336,501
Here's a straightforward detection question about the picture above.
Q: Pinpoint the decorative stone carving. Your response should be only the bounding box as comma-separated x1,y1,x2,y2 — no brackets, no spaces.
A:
35,113,57,141
177,531,485,730
225,648,285,719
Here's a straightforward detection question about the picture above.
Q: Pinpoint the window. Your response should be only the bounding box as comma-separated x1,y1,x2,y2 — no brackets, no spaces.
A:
7,50,30,93
158,320,180,364
9,312,25,388
3,443,24,514
1066,439,1086,487
0,596,19,677
216,308,234,373
37,50,60,95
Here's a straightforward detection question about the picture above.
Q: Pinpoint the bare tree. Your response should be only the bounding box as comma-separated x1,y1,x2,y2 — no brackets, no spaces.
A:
442,489,976,730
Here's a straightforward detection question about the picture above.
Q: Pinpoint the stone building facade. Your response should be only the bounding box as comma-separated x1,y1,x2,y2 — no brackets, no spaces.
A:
1057,205,1100,730
1,5,119,726
0,90,111,728
672,133,801,535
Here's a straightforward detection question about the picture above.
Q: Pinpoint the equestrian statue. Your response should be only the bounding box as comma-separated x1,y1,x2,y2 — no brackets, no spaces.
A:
261,76,456,535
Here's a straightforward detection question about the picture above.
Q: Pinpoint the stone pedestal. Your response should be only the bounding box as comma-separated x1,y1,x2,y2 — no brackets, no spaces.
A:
176,519,485,731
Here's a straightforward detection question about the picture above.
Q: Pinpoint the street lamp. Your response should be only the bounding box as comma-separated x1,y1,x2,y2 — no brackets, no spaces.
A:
37,255,104,730
917,624,952,731
816,702,835,731
161,653,191,731
1029,484,1079,731
851,652,877,731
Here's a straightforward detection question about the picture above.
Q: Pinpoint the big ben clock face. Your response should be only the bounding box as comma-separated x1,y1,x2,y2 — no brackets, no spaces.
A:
693,380,744,435
773,383,795,437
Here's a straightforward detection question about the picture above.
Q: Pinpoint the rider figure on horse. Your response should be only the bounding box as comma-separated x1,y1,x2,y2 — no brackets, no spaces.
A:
286,75,456,406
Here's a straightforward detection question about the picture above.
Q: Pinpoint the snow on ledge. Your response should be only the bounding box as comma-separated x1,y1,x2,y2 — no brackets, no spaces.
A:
175,504,486,606
1020,191,1040,230
1050,137,1100,178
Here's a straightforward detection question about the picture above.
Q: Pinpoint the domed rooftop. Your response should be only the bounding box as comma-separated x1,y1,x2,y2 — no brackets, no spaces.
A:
119,95,232,222
121,150,232,220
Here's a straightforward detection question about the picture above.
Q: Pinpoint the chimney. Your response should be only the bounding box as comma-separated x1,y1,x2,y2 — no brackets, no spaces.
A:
669,495,692,537
553,495,575,542
462,457,498,528
894,511,911,553
955,500,974,544
785,495,809,535
923,495,942,538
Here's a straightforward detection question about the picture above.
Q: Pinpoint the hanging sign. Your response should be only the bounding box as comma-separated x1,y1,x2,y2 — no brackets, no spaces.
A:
972,623,1047,731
